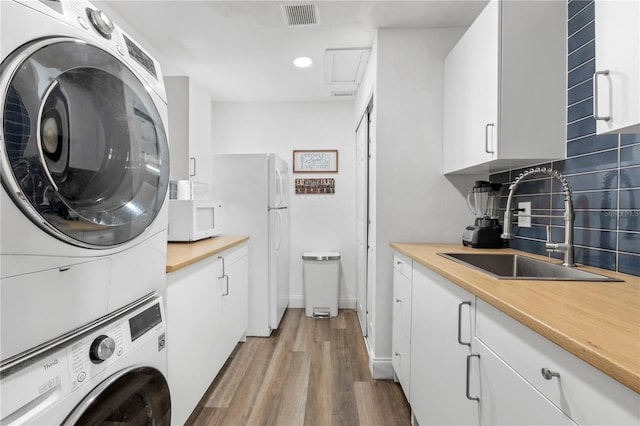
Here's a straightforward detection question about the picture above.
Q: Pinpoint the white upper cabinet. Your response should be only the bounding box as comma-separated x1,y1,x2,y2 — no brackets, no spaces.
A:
164,76,213,186
443,0,567,175
593,0,640,134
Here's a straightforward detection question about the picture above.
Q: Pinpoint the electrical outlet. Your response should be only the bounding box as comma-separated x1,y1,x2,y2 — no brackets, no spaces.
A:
518,202,531,227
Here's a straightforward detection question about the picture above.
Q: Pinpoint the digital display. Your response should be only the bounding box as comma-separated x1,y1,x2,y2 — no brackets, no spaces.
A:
123,35,157,79
129,303,162,341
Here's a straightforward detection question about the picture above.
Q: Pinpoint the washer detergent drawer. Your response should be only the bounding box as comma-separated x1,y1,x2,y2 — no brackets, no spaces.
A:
1,258,111,360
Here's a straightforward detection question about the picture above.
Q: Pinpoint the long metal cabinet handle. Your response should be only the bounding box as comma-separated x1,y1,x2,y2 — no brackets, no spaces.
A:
218,256,225,279
190,157,197,176
484,123,495,154
593,70,611,121
222,275,229,296
458,301,472,347
466,353,480,402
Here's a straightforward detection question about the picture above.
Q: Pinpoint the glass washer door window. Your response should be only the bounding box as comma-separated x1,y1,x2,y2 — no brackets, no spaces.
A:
63,366,171,425
0,38,169,247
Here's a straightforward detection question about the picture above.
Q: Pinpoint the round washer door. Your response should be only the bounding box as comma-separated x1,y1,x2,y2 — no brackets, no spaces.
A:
63,366,171,425
0,37,169,247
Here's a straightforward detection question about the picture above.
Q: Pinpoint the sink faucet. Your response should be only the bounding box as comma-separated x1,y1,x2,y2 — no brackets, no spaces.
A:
501,167,575,267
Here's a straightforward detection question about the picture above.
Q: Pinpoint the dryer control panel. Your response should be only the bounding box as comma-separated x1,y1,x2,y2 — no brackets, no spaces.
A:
0,295,166,425
9,0,165,99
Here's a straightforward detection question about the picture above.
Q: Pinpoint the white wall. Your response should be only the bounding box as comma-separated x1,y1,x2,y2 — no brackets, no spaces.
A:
355,27,478,377
210,102,357,309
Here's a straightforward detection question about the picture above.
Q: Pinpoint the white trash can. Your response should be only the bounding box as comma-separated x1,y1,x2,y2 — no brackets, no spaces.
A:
302,251,341,318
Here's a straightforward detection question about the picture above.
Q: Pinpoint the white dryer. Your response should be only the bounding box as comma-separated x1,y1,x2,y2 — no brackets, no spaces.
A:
0,0,170,361
0,293,171,425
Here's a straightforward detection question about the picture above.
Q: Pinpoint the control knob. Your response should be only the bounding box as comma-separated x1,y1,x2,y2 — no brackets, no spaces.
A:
89,335,116,363
87,8,115,39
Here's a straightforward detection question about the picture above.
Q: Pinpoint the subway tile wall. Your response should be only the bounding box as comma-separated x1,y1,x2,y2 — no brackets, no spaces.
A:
490,0,640,276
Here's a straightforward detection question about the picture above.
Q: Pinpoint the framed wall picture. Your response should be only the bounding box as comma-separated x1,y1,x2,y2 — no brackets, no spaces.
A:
292,150,338,173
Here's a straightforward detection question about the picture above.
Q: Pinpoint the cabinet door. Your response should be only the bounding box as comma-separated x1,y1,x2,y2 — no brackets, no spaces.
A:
392,327,411,399
410,263,478,426
392,264,412,340
187,80,212,183
219,244,249,353
594,0,640,134
474,338,577,426
167,256,221,425
443,0,499,173
164,76,213,184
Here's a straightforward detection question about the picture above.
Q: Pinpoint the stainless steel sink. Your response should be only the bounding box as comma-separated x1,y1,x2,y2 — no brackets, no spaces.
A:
438,253,623,282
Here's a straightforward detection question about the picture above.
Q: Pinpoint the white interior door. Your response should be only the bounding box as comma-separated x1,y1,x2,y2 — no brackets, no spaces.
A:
355,108,369,336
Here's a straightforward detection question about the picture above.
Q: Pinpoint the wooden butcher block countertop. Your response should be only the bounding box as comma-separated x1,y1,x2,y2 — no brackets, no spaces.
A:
166,235,249,273
390,242,640,394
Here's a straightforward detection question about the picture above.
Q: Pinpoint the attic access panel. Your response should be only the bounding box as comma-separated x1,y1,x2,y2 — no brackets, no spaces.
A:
324,48,370,96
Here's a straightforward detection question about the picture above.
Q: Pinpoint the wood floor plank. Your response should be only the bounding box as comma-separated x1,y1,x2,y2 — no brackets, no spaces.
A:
354,381,386,426
204,338,259,408
330,313,346,329
293,314,315,352
313,317,331,342
191,407,227,426
187,309,409,426
344,310,373,382
330,328,360,425
217,338,276,426
246,309,301,425
373,380,412,426
303,340,332,426
274,350,312,425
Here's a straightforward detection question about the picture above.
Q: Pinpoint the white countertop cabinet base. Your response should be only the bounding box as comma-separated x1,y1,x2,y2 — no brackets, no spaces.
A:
167,243,248,425
410,262,478,426
392,250,640,426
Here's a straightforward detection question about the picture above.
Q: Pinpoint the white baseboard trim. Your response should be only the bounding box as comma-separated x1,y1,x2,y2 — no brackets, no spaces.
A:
289,295,356,310
364,336,394,379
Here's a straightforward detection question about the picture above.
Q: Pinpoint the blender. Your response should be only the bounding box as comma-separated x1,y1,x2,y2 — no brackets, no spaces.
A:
462,181,505,248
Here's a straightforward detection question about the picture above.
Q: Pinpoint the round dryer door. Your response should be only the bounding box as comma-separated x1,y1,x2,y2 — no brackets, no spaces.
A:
0,38,169,247
63,366,171,425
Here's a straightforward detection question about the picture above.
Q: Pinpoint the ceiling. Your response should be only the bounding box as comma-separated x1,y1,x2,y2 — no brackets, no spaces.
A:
101,1,488,103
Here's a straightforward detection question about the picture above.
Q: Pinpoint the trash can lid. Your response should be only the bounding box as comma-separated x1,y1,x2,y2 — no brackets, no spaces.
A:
302,251,340,261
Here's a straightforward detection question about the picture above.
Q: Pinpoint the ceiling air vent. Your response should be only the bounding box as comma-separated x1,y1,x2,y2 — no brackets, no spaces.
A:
281,4,319,27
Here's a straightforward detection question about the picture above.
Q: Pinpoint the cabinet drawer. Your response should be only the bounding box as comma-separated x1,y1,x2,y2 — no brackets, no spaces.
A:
393,253,412,280
392,326,411,399
392,267,412,340
476,299,640,425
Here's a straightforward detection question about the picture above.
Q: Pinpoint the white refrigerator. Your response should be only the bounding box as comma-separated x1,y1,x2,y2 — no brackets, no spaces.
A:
212,153,290,336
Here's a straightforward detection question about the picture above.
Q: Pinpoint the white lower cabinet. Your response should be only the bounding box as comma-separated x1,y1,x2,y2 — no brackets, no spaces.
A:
392,251,640,426
473,338,576,425
409,262,477,426
392,253,413,399
475,299,640,426
167,243,248,425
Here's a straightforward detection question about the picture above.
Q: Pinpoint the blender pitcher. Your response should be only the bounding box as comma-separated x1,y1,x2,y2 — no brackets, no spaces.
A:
463,181,504,248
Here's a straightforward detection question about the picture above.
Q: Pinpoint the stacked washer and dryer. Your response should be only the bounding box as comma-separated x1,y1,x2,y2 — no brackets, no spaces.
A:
0,0,172,423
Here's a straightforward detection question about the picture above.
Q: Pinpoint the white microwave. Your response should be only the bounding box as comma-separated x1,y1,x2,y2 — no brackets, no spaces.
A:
167,200,223,242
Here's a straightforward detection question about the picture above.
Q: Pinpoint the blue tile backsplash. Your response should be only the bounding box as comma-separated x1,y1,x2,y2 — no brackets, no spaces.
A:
491,0,640,276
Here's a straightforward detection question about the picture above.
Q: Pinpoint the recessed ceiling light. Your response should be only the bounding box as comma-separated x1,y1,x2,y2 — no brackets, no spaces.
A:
293,56,313,68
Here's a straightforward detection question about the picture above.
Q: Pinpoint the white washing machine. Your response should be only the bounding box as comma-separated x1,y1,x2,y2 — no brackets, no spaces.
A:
0,293,171,425
0,0,170,362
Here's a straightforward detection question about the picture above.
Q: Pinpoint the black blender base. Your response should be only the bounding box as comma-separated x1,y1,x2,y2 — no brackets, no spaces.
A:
462,225,505,248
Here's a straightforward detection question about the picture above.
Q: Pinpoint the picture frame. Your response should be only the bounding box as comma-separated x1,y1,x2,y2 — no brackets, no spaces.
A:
292,150,339,173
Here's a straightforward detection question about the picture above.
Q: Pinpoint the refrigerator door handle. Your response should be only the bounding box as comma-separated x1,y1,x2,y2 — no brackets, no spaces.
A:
275,209,283,251
268,206,288,211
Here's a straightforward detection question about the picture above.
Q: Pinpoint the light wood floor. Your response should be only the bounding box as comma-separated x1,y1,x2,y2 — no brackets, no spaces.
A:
185,308,411,426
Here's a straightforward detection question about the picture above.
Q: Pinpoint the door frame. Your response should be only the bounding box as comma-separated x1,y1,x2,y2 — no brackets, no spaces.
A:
355,97,373,337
